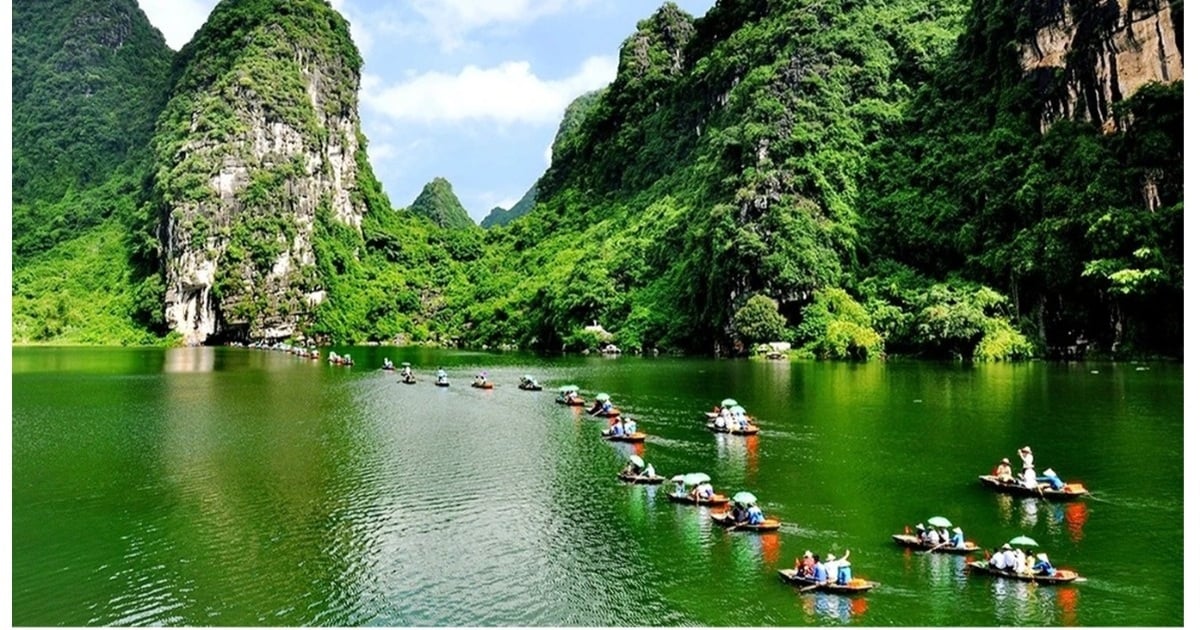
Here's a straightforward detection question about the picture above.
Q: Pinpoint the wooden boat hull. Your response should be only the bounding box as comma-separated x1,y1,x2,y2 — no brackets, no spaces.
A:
891,534,979,554
710,511,781,531
556,398,585,406
471,383,495,389
590,408,621,417
435,381,450,387
667,493,730,507
617,472,665,484
778,569,878,593
967,561,1079,584
381,367,395,371
601,431,646,443
706,422,759,435
401,378,417,385
978,475,1088,500
519,385,543,391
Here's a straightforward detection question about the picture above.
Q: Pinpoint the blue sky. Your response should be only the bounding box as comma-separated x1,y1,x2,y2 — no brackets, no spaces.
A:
136,0,717,221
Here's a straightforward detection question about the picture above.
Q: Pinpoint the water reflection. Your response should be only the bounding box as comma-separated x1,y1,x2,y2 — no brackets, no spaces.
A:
800,591,869,623
996,496,1089,543
713,434,757,479
163,347,215,373
988,576,1064,625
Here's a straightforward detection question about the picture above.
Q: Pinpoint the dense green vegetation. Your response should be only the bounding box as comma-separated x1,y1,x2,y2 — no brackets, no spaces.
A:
12,0,1181,359
407,178,478,230
11,0,173,341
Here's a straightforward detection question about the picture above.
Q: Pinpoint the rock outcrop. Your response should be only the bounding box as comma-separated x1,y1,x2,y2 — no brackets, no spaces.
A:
155,0,367,344
1020,0,1182,131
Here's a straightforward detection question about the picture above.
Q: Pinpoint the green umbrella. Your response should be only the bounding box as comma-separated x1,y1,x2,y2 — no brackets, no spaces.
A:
730,405,747,414
523,374,534,381
681,472,711,486
721,398,738,408
559,385,579,392
670,474,686,483
595,393,611,402
732,491,758,505
927,516,953,528
401,362,411,367
1008,535,1039,547
628,454,645,468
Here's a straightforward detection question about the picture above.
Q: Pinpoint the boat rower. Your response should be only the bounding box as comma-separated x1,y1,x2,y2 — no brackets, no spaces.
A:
1032,553,1055,576
993,457,1014,482
692,482,714,500
745,504,765,525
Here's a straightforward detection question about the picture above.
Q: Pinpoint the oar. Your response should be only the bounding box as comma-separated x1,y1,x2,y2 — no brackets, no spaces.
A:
796,582,823,593
922,541,949,555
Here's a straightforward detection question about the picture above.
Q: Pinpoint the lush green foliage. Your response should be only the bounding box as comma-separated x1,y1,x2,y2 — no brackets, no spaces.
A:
407,178,478,230
860,0,1183,357
795,288,884,360
733,295,788,345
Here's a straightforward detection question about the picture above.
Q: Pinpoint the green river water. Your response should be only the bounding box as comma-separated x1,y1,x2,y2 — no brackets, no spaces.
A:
12,347,1183,626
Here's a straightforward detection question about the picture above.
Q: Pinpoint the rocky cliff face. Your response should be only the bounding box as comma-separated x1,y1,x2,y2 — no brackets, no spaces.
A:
1020,0,1182,131
154,0,367,344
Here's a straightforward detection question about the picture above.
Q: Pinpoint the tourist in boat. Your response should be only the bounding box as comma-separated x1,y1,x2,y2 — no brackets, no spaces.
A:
794,551,816,577
1019,446,1035,469
1012,547,1028,574
938,527,951,545
994,457,1014,482
401,364,413,379
1021,464,1040,490
811,556,830,584
383,358,394,370
672,477,688,497
825,550,852,585
604,420,625,437
949,527,966,549
1038,468,1066,490
730,502,747,523
436,367,448,384
622,416,637,435
691,481,715,500
1032,553,1055,576
745,504,765,525
989,546,1007,570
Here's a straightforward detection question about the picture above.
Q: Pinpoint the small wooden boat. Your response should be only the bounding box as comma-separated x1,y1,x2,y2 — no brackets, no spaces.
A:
601,431,646,443
706,422,760,435
590,408,622,418
666,492,730,507
778,569,879,593
381,366,395,371
966,560,1080,584
556,397,585,406
519,383,543,391
891,534,980,554
471,382,495,389
617,472,665,484
401,376,417,384
978,475,1088,500
704,411,757,422
435,380,450,387
709,510,782,531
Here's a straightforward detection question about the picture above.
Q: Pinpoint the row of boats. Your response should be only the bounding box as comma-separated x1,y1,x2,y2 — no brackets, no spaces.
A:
272,348,1093,595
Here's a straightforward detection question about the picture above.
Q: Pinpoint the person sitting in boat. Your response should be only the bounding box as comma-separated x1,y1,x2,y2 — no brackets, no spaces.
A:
989,545,1008,570
794,551,815,577
1032,553,1055,576
938,527,951,545
642,462,656,478
329,351,340,363
745,504,765,525
621,459,644,476
401,365,413,378
922,525,940,546
949,527,965,549
383,358,394,370
730,503,747,523
811,556,829,584
605,421,625,437
714,414,727,430
672,478,688,497
1012,547,1028,574
825,550,852,585
993,457,1014,482
691,482,715,500
1037,468,1065,490
436,367,448,384
1020,464,1040,490
622,417,637,435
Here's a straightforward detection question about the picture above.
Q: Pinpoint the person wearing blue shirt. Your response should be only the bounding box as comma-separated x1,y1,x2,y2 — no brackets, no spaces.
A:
949,527,965,549
746,505,764,525
1032,553,1055,576
811,560,829,584
1037,468,1066,490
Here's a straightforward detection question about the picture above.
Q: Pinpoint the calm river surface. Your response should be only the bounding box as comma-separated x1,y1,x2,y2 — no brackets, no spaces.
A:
12,347,1183,626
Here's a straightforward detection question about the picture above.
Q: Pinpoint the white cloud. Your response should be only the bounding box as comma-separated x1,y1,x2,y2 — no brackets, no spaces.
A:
368,142,398,161
137,0,216,50
410,0,595,51
362,56,616,125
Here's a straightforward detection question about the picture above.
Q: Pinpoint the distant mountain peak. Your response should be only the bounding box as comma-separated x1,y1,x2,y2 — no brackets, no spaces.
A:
409,177,476,230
